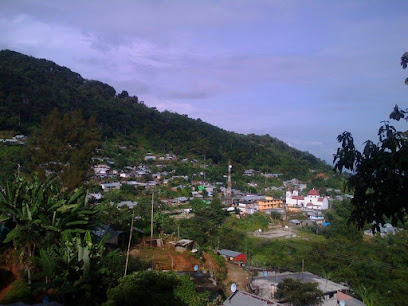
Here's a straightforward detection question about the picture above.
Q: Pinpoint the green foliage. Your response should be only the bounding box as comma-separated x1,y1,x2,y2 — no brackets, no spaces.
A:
98,250,150,291
105,270,209,306
236,201,408,305
223,213,270,232
0,280,31,304
0,146,24,183
96,202,133,232
270,211,283,221
334,53,408,231
275,278,324,305
0,174,98,287
28,108,99,191
180,197,228,246
0,50,331,182
334,118,408,230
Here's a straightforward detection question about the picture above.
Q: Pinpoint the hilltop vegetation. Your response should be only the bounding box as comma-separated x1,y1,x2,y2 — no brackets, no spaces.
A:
0,49,330,180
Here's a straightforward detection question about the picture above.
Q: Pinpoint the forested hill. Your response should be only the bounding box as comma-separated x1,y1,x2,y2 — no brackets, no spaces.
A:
0,49,330,176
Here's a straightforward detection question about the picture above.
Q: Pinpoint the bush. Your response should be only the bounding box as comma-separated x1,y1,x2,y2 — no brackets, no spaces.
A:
105,270,209,306
0,280,31,304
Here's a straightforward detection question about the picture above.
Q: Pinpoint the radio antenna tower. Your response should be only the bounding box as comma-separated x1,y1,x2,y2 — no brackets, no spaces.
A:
226,161,232,206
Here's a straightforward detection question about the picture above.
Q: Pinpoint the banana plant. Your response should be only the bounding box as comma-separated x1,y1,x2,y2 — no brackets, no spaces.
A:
0,174,99,285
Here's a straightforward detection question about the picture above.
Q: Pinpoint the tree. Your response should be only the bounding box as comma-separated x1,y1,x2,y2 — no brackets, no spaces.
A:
28,108,99,191
401,52,408,85
275,278,324,305
105,270,209,306
333,53,408,230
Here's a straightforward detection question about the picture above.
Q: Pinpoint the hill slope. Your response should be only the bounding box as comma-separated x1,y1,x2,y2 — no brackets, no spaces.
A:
0,49,330,177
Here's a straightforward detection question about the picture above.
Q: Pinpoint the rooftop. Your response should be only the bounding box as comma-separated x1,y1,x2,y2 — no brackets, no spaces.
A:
218,249,244,258
223,290,280,306
251,272,348,298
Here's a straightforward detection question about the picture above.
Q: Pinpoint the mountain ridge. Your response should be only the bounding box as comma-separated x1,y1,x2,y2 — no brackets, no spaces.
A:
0,49,331,178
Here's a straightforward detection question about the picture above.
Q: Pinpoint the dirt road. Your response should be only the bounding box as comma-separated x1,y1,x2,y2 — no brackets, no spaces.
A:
223,261,249,295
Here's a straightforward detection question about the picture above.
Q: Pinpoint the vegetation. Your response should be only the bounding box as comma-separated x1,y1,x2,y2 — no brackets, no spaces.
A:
28,108,99,191
1,49,407,305
0,49,331,181
275,278,324,305
334,53,408,230
105,270,209,306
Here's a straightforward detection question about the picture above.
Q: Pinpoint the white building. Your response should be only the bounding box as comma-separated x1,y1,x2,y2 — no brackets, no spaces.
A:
286,188,329,210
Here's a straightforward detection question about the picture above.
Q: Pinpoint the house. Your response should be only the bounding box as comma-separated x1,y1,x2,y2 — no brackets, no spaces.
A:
289,219,301,225
263,173,282,178
171,196,189,205
364,223,401,237
92,225,124,245
123,180,138,186
244,169,256,177
144,153,157,161
145,238,164,247
100,182,121,192
175,239,194,252
337,291,364,306
117,201,138,209
238,202,258,215
250,272,348,304
286,188,329,210
223,290,278,306
120,172,131,178
257,196,283,211
218,249,246,263
239,195,264,202
93,164,110,175
88,192,103,201
283,178,300,186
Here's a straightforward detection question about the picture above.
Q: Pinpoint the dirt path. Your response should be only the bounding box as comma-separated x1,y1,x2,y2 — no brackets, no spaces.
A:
223,261,249,295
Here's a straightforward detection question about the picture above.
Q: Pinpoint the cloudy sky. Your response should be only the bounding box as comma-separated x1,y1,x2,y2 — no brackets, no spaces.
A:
1,0,407,163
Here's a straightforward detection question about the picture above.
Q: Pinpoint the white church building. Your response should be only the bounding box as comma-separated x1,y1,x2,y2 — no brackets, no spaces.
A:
286,188,329,210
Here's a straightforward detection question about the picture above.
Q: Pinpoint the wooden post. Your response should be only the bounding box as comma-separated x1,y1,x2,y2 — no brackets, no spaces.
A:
151,191,154,240
124,208,135,276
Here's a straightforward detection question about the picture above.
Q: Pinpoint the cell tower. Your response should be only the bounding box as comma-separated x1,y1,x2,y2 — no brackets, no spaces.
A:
226,161,232,206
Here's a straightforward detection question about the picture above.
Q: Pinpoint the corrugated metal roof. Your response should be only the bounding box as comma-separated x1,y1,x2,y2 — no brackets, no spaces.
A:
218,249,243,258
223,291,278,306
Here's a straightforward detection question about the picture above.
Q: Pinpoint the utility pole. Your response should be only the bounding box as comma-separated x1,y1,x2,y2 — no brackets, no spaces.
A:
151,191,154,240
124,208,135,276
226,160,232,206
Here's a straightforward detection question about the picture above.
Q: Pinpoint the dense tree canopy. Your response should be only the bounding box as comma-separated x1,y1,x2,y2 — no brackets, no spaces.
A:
0,49,331,181
28,108,99,190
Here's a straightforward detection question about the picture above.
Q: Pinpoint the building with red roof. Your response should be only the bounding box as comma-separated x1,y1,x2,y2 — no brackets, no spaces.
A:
286,188,329,210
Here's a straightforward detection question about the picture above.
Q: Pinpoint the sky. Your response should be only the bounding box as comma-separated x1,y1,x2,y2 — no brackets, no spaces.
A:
1,0,407,163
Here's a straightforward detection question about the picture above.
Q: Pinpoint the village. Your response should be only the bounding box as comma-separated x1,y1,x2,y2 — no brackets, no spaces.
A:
2,136,400,305
85,151,367,305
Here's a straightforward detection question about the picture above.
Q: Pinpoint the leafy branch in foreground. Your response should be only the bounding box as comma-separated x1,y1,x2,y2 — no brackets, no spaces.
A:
333,52,408,230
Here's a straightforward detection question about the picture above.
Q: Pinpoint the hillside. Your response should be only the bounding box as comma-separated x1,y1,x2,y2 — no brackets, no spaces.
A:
0,50,331,178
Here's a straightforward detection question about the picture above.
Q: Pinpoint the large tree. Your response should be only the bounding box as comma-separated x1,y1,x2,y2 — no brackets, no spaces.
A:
334,53,408,230
28,108,99,191
275,278,324,305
